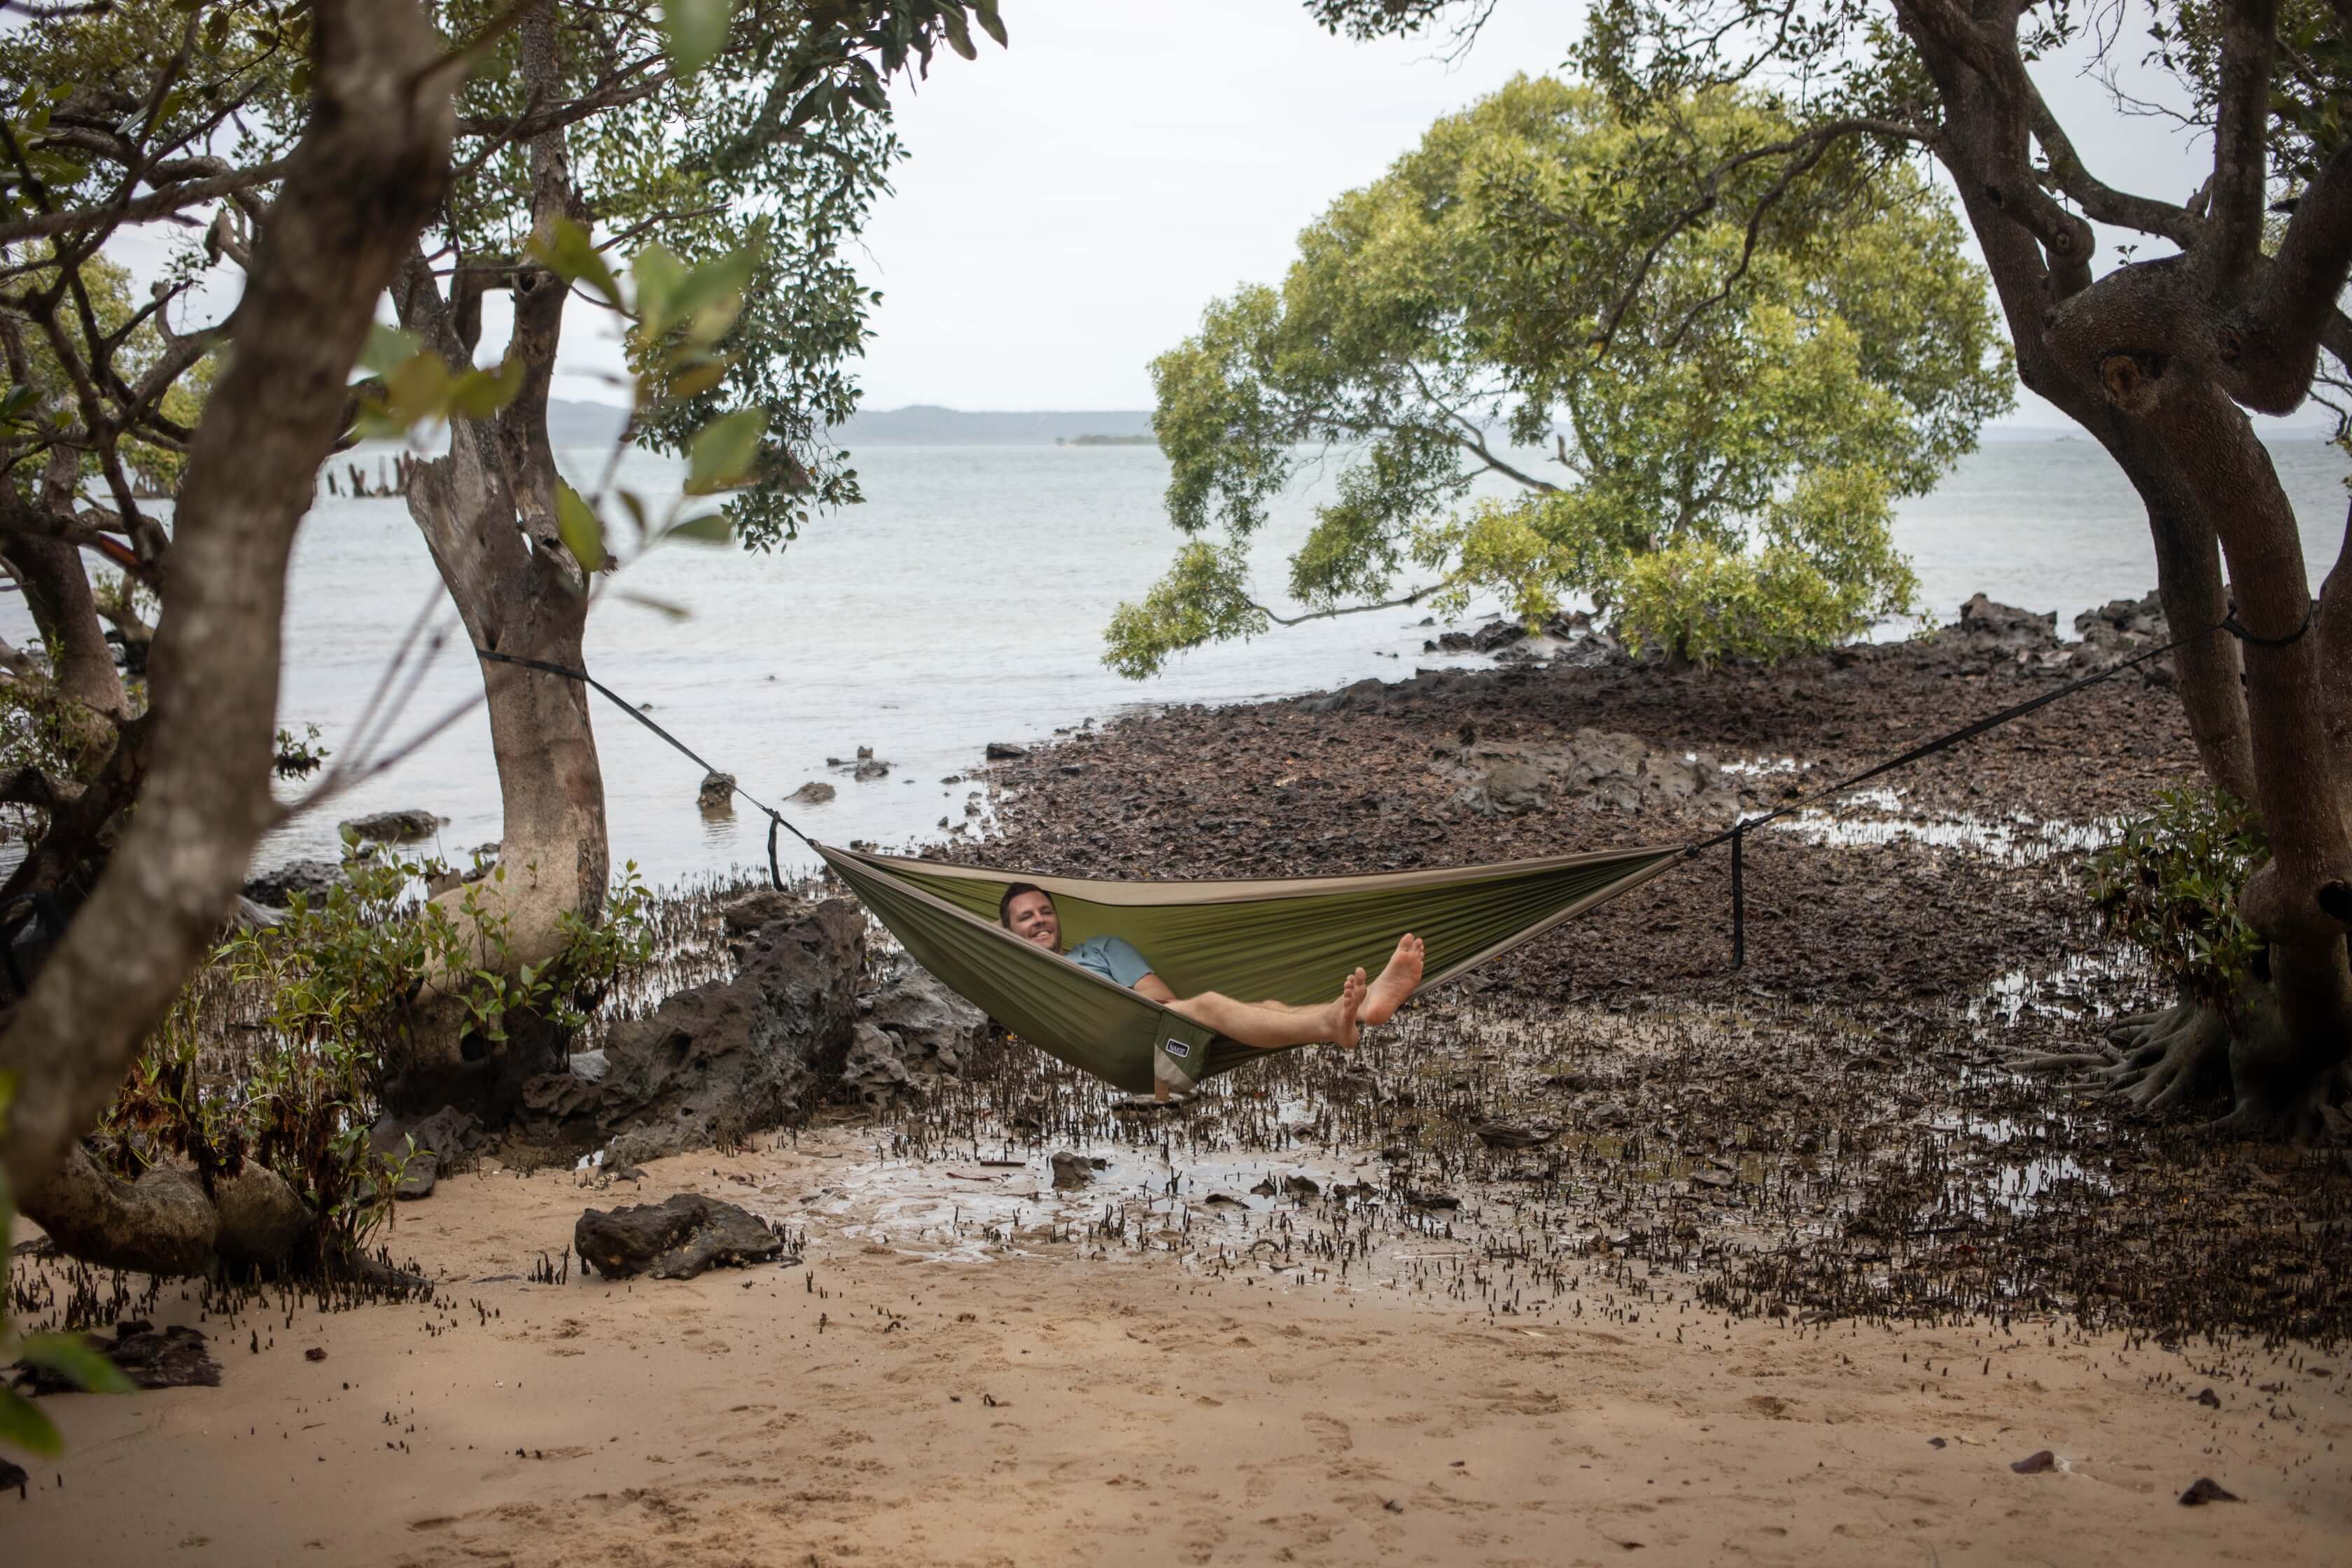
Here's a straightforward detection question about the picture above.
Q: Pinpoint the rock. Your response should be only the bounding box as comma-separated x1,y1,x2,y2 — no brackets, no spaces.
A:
853,760,890,781
698,771,736,811
2178,1477,2240,1506
984,742,1028,760
836,962,990,1106
243,857,347,909
718,886,807,934
210,1163,314,1269
1441,728,1740,825
393,1152,438,1200
1050,1152,1093,1189
225,897,283,932
568,1049,610,1084
518,899,863,1162
788,780,836,805
1,1457,22,1498
2009,1450,2057,1474
337,808,441,844
1472,1120,1556,1149
575,1194,787,1280
1298,676,1388,715
12,1322,220,1393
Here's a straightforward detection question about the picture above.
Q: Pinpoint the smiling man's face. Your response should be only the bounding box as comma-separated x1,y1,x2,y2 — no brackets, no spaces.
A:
1002,889,1060,950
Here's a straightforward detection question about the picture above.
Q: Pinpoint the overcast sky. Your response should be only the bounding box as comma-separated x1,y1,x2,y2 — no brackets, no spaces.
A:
732,0,2297,429
90,1,2310,430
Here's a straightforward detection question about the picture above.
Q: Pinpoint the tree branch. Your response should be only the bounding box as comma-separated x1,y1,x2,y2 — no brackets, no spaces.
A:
0,160,291,247
2204,0,2281,285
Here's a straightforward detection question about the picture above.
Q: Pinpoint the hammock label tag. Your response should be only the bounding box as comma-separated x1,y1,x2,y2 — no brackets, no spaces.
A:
1161,1039,1191,1060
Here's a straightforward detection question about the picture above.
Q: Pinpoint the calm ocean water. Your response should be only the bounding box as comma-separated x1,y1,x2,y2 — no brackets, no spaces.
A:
8,435,2347,886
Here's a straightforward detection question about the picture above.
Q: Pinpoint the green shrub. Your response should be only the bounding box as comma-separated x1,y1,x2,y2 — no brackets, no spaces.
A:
2086,786,2266,1004
101,854,652,1264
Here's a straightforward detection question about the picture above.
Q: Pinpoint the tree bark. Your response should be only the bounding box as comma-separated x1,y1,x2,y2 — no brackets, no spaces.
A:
0,0,458,1203
386,2,609,1113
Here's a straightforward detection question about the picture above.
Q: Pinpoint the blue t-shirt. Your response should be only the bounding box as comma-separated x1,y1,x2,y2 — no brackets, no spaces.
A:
1065,934,1154,988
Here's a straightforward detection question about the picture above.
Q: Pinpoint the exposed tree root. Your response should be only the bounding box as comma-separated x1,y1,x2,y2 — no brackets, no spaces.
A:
2084,1002,2232,1112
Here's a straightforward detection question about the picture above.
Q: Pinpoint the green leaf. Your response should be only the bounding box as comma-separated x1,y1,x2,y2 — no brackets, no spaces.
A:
939,7,978,60
0,1387,61,1457
665,359,729,400
449,357,526,420
631,244,688,336
685,409,766,494
358,323,421,377
528,218,622,310
668,248,760,344
617,489,651,545
664,513,735,545
620,589,694,621
18,1332,136,1395
554,482,608,573
662,0,734,79
973,0,1009,48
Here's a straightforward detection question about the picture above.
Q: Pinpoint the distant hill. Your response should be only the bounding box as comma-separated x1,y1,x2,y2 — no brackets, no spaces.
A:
550,400,1158,450
831,405,1156,444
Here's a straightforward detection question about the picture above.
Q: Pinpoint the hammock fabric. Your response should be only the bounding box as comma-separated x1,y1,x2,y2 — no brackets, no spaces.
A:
817,843,1681,1096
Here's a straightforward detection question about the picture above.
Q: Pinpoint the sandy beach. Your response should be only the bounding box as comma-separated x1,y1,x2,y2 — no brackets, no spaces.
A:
13,1119,2351,1568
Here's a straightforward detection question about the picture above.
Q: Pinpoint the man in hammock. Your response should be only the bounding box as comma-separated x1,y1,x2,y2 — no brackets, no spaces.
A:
996,883,1425,1093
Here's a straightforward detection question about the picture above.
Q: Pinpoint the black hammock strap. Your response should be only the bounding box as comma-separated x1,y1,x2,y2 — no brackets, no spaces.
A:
475,648,813,892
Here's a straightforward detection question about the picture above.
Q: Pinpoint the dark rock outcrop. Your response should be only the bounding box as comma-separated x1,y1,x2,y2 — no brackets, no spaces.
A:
574,1194,788,1280
698,771,736,810
985,741,1029,760
838,963,989,1105
1440,729,1740,823
210,1164,314,1269
788,780,836,805
243,857,346,908
11,1322,220,1393
519,899,863,1163
337,808,441,844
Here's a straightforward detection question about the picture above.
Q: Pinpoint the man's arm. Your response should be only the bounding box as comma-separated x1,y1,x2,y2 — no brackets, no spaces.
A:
1133,972,1177,1004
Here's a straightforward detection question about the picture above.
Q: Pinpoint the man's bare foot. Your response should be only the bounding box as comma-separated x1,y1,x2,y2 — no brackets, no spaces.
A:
1361,933,1425,1025
1328,968,1366,1051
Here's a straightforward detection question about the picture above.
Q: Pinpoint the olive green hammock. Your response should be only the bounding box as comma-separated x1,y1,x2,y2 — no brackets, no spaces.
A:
816,843,1681,1096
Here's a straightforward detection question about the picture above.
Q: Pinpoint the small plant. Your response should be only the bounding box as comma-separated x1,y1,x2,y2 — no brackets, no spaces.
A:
100,856,654,1266
272,723,330,780
2087,786,2267,1004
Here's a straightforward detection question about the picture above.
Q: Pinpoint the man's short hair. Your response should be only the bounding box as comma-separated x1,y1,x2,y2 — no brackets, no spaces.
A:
998,882,1051,927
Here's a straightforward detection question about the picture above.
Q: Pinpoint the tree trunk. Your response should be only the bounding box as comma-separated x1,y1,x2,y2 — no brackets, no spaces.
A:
0,0,458,1205
1898,4,2352,1133
389,415,607,1116
382,3,609,1120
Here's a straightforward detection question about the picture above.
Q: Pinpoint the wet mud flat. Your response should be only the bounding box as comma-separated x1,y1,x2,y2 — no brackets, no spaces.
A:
889,631,2352,1350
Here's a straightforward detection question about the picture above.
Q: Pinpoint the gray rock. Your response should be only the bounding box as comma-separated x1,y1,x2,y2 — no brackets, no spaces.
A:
243,858,347,909
718,886,808,934
338,808,441,844
836,962,990,1105
568,1049,610,1084
575,1193,788,1280
393,1152,438,1200
519,899,863,1161
1443,728,1740,825
788,780,836,805
1298,676,1388,715
225,896,283,932
1050,1151,1093,1189
698,771,736,811
852,760,890,781
211,1163,314,1269
984,741,1028,760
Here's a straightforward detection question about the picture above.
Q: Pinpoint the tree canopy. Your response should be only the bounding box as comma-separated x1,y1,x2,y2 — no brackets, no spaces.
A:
1107,75,2011,678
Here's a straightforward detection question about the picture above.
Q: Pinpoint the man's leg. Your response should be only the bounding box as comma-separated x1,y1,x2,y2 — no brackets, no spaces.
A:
1170,969,1366,1052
